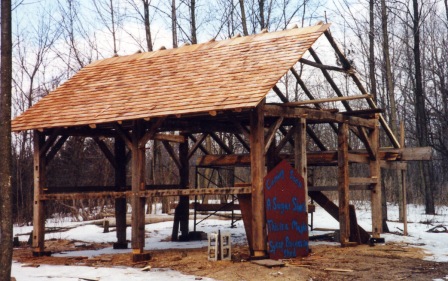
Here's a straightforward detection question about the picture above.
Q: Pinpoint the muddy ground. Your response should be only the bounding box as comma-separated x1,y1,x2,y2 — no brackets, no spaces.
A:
13,238,448,281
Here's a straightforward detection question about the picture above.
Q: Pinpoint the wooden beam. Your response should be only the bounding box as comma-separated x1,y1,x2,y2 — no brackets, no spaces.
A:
282,94,372,106
306,125,327,151
93,137,117,169
308,185,371,191
39,129,61,157
349,177,378,185
234,133,250,152
113,123,132,150
188,134,209,155
231,119,250,139
39,187,252,200
33,131,46,254
131,121,146,254
154,133,185,143
161,141,182,170
250,101,267,257
209,132,233,154
188,133,208,159
264,117,283,153
308,191,370,244
264,105,376,128
138,117,166,148
323,30,400,148
338,122,350,244
275,126,295,154
299,58,350,73
45,135,68,165
295,118,308,209
369,118,382,238
114,137,127,248
273,85,289,103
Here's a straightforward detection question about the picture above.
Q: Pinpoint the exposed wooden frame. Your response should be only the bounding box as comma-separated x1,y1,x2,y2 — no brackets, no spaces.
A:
114,137,127,249
295,118,308,210
113,123,132,150
264,117,283,153
45,135,68,165
162,141,182,170
299,58,351,73
188,133,208,159
139,117,166,148
273,85,289,103
282,94,372,106
94,137,117,169
369,117,382,238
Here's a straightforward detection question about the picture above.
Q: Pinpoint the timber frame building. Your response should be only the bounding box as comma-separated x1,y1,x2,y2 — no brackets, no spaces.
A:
12,23,431,260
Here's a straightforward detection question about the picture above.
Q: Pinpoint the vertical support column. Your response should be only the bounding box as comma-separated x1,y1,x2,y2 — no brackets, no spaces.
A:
32,130,46,256
249,101,267,257
131,121,146,255
114,137,128,249
338,122,350,244
178,135,190,240
294,118,308,209
370,116,382,238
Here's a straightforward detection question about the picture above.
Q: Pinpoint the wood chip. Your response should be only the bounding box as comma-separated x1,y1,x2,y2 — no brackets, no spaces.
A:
324,267,353,272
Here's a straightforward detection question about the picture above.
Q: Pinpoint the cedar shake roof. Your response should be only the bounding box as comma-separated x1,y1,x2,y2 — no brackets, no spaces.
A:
12,24,331,132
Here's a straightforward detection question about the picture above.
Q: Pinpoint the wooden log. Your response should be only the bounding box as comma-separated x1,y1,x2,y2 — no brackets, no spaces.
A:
188,133,208,159
299,58,349,73
338,123,350,244
273,85,289,103
45,135,68,165
153,133,185,143
250,101,267,257
264,117,283,154
33,131,46,254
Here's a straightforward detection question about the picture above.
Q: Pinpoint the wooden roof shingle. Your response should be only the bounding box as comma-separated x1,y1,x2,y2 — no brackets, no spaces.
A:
12,24,331,132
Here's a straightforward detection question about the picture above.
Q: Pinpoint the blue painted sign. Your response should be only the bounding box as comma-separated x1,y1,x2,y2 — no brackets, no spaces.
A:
264,160,309,259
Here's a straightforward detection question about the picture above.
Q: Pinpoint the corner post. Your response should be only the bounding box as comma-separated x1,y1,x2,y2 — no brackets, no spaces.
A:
250,100,267,257
114,137,127,249
294,118,308,209
370,115,382,237
131,121,146,255
338,122,350,244
32,130,46,255
178,134,190,240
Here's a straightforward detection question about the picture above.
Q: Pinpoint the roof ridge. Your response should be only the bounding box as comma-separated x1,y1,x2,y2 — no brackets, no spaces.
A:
87,23,331,68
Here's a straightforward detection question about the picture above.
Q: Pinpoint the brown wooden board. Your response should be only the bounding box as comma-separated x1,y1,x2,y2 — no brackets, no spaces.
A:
264,160,309,259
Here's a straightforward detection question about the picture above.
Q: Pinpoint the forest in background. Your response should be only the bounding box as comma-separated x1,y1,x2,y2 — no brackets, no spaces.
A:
8,0,448,225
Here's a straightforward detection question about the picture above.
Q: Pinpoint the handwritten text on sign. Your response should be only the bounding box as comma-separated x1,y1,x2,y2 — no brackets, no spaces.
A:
264,160,309,259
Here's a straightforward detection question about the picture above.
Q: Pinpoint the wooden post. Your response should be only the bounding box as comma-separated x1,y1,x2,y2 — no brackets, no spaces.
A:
179,135,190,239
400,122,408,235
32,130,46,255
131,121,146,254
338,122,350,244
249,101,267,257
114,137,128,249
370,116,382,238
294,118,308,210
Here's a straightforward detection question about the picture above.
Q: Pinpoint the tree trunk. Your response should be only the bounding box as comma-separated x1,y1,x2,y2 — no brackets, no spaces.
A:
190,0,197,44
171,0,178,48
258,0,265,29
142,0,153,51
0,0,13,279
412,0,434,214
239,0,249,36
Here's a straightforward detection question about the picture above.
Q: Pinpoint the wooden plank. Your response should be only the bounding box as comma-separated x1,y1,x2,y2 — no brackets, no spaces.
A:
188,134,209,155
238,194,254,254
250,101,267,257
275,125,296,155
324,268,353,273
264,117,283,154
283,94,372,106
33,131,46,254
369,118,382,238
338,122,350,244
264,105,376,128
308,185,371,191
299,58,348,73
131,121,146,254
252,259,285,268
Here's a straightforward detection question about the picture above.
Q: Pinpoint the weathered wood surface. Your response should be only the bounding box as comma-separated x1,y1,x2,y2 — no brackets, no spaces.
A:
282,94,372,106
338,122,350,244
33,131,46,253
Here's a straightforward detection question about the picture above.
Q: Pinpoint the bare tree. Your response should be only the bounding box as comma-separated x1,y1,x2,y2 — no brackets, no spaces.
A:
0,0,13,279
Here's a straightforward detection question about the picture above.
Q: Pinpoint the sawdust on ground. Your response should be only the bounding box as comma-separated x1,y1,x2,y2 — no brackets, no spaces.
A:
13,239,448,281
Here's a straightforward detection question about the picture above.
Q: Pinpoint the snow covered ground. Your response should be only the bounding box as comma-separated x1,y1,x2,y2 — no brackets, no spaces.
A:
11,203,448,280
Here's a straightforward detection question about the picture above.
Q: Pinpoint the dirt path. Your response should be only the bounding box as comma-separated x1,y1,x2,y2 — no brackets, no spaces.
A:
13,240,448,280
